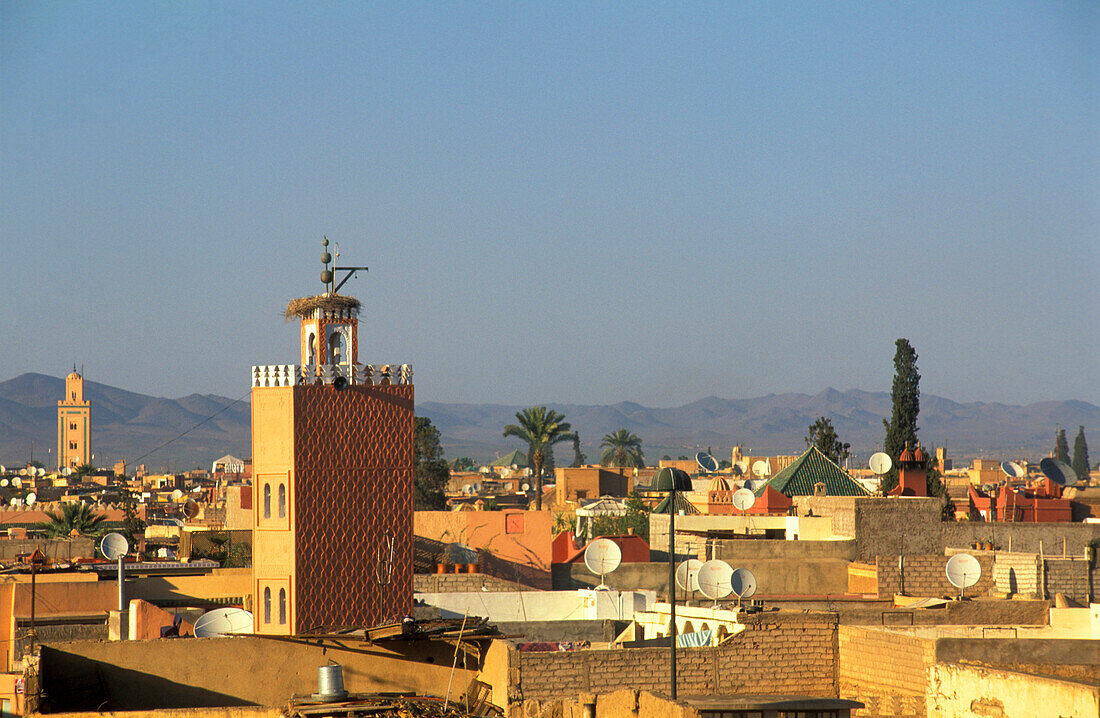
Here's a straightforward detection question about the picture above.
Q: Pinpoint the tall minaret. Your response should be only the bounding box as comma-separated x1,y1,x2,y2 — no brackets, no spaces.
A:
57,367,91,470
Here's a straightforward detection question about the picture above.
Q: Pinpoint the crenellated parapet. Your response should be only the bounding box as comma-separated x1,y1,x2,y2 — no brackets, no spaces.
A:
251,363,412,388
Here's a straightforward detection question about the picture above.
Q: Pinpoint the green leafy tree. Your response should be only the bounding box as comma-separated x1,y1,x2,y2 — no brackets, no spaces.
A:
451,457,475,471
72,463,97,481
882,338,921,492
121,497,146,546
589,491,651,541
570,434,587,468
1072,426,1090,483
1055,427,1070,463
36,502,107,538
661,455,671,462
414,417,449,510
600,428,645,468
718,459,732,470
924,453,956,520
503,407,573,511
804,416,851,466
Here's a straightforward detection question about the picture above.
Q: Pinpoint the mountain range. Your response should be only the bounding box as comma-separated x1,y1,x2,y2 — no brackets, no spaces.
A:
1,373,1096,471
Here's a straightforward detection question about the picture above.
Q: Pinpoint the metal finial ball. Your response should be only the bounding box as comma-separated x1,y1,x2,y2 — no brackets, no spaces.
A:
322,238,329,247
321,252,331,264
320,269,333,284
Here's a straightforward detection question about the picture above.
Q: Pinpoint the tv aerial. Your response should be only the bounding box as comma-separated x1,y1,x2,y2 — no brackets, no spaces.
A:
675,558,703,596
945,553,982,599
729,567,758,609
697,559,733,607
732,488,756,514
583,538,622,590
869,452,892,476
194,607,254,637
1039,458,1077,487
696,452,719,474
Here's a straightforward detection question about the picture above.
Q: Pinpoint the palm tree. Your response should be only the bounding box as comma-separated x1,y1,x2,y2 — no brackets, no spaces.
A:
36,502,107,538
600,428,645,468
503,406,573,511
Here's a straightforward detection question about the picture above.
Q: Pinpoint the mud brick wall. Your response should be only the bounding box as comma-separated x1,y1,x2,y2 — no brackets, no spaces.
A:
839,626,936,718
414,573,540,593
876,554,994,598
993,552,1040,597
508,612,838,702
1044,557,1090,604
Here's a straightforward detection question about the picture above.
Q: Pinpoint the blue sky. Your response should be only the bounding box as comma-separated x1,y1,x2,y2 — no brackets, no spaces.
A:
2,2,1097,407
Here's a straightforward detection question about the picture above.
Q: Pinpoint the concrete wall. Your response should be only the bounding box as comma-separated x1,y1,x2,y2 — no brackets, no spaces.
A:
38,635,480,711
414,573,540,593
417,589,651,623
0,537,95,561
927,663,1100,718
943,521,1100,555
797,496,946,562
415,510,553,589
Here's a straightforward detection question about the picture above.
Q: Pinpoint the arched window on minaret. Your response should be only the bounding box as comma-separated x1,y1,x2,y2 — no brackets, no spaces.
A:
278,484,286,518
307,333,316,365
263,587,271,623
278,588,287,624
329,331,346,365
263,484,271,519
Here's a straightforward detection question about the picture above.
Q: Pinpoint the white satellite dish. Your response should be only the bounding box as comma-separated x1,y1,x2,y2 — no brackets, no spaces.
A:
697,559,733,605
193,607,254,637
730,567,758,602
19,469,27,476
1000,461,1024,480
171,489,184,502
100,532,129,561
0,480,8,488
869,452,892,475
25,493,36,505
12,478,21,488
733,460,748,476
36,467,45,477
0,465,4,474
945,553,982,598
732,488,756,513
675,558,703,592
8,498,17,507
751,460,768,478
62,467,72,476
521,483,530,492
583,538,622,589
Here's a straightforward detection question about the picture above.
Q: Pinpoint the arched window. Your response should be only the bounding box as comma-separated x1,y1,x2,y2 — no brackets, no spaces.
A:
279,588,287,624
307,332,316,365
278,483,286,518
263,587,272,624
263,484,271,519
329,331,345,365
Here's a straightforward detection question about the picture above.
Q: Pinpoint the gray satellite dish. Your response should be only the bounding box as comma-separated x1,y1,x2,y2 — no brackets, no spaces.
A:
183,500,200,519
675,558,703,592
697,559,733,604
696,452,719,473
583,538,622,589
751,460,767,477
100,532,129,561
25,493,36,505
945,553,981,598
730,567,758,600
869,452,892,475
1000,461,1024,480
742,478,759,491
1039,458,1077,487
193,607,253,637
732,488,756,513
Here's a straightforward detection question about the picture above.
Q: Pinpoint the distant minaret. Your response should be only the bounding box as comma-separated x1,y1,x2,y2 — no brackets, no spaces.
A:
57,367,91,469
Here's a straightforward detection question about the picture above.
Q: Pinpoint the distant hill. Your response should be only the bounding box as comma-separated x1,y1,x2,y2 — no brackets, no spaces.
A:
1,373,1096,471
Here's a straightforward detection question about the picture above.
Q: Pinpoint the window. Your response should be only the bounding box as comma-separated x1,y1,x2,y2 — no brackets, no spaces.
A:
69,422,77,431
278,483,286,518
263,587,271,623
307,332,316,365
263,484,271,519
278,588,287,624
69,441,77,450
329,331,345,365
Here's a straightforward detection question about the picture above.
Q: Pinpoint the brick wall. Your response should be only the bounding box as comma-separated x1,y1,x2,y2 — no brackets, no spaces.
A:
876,554,994,599
1044,557,1090,604
993,552,1040,597
839,626,936,718
508,612,838,703
414,573,540,593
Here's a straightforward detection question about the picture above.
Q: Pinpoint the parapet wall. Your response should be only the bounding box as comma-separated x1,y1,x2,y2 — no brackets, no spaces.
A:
876,554,995,599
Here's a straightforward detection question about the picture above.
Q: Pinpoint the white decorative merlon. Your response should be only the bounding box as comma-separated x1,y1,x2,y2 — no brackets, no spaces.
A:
251,363,412,388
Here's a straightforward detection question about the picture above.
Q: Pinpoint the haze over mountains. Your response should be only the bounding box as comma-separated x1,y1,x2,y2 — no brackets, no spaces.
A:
0,373,1095,471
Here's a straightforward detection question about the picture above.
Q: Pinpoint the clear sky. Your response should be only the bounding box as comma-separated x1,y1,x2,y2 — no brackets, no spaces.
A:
2,2,1097,407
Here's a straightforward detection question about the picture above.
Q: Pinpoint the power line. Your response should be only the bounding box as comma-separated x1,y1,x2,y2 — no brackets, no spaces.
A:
126,389,251,467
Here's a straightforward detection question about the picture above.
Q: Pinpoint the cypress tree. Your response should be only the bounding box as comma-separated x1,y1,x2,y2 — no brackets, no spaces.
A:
1072,426,1090,483
1055,427,1070,463
881,338,920,491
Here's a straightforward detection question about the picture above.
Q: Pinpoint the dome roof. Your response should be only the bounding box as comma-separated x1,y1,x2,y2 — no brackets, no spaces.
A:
652,467,692,491
899,442,915,464
913,444,926,463
707,475,731,492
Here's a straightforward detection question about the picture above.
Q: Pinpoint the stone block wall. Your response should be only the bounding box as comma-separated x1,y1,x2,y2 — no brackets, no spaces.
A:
1043,557,1090,604
507,612,838,703
876,554,994,599
414,573,540,593
839,626,936,718
942,522,1100,555
993,552,1040,596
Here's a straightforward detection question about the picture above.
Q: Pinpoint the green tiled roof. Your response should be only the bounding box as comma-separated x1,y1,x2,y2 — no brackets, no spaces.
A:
753,446,869,498
653,492,701,515
490,449,529,467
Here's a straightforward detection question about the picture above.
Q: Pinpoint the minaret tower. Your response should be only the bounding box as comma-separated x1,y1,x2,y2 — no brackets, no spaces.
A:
57,367,91,470
251,240,414,635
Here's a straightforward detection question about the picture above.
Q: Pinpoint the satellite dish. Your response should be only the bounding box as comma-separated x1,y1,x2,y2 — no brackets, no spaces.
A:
733,460,748,476
0,465,4,473
193,607,254,637
1000,461,1024,479
19,469,27,476
1039,458,1077,487
0,480,8,488
25,493,36,505
473,483,482,493
62,467,72,476
751,460,768,477
730,567,758,600
8,498,17,507
869,452,892,475
696,452,719,473
583,538,622,589
521,483,530,492
945,553,982,598
36,467,45,477
12,478,21,488
742,479,759,491
100,532,129,561
697,559,733,603
732,488,756,512
171,489,184,501
675,558,703,592
183,500,200,519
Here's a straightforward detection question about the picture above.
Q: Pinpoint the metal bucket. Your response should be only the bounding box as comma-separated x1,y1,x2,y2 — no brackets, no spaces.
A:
314,663,348,700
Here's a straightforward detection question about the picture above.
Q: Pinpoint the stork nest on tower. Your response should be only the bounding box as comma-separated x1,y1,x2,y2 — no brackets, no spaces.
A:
284,293,361,320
